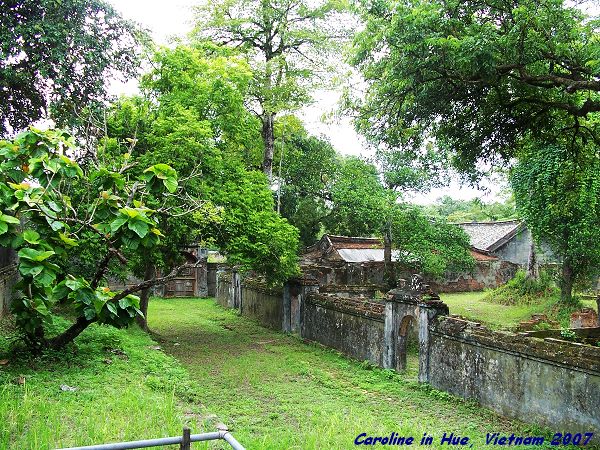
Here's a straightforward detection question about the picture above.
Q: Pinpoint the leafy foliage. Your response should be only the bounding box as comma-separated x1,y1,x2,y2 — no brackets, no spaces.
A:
485,270,559,306
350,0,600,179
101,46,300,285
193,0,351,178
390,205,474,278
0,0,144,136
510,143,600,302
423,195,518,223
0,128,187,349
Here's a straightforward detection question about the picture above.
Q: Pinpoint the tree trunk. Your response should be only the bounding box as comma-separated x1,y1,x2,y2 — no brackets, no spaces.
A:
261,113,275,182
135,263,155,332
560,259,575,303
526,240,539,280
47,316,95,350
383,222,395,290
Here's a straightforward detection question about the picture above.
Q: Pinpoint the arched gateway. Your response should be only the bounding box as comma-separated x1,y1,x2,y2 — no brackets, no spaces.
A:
383,275,448,377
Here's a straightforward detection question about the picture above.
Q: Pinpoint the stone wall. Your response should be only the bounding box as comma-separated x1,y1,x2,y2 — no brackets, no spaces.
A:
0,264,17,316
425,316,600,438
240,280,284,330
431,260,519,293
302,293,386,365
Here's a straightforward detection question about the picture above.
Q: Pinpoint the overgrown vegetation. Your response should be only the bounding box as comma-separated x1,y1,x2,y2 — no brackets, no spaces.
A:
0,315,194,449
452,270,597,328
485,271,559,306
0,129,204,350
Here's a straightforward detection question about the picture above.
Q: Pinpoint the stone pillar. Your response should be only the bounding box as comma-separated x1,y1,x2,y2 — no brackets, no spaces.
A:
298,278,319,336
232,270,242,310
383,301,397,369
283,283,291,333
417,297,449,383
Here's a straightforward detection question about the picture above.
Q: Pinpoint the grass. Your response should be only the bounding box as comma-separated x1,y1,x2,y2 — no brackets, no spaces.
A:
147,297,567,449
440,292,598,329
1,297,595,449
0,316,192,449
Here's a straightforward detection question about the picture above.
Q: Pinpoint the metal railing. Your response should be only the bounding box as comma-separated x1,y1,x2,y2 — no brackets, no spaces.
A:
57,426,245,450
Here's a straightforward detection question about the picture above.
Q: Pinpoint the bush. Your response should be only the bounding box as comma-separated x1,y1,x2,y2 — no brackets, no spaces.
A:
485,270,558,305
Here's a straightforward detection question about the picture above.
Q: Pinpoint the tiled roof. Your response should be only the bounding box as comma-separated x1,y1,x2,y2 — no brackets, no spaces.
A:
457,220,523,251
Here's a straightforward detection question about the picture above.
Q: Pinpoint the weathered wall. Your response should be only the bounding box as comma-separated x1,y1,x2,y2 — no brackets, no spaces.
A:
432,260,519,293
0,264,17,316
0,248,17,316
215,270,232,308
427,317,600,438
302,293,385,365
240,280,283,330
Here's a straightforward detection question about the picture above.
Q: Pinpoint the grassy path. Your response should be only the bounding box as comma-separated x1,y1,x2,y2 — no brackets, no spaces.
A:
148,298,557,449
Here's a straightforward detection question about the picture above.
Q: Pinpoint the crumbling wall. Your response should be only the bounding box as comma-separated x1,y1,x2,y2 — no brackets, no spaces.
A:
426,316,600,437
431,260,519,293
302,293,385,365
0,264,17,316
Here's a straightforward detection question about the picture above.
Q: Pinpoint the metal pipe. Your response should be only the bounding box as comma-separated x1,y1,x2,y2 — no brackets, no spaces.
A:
221,431,246,450
57,431,232,450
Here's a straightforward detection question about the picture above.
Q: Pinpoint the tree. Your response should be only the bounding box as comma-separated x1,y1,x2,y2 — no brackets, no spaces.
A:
0,0,144,137
101,46,299,314
193,0,349,180
390,205,474,280
351,0,599,178
510,143,600,303
423,195,518,222
0,128,200,350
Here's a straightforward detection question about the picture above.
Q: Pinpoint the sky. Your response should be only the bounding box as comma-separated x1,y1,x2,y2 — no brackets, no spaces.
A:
106,0,582,205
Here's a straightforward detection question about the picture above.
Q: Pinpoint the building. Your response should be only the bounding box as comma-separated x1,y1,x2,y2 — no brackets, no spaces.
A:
456,220,554,266
300,233,522,293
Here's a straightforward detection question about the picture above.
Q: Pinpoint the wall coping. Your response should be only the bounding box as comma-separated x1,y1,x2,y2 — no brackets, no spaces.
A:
432,316,600,375
306,292,385,323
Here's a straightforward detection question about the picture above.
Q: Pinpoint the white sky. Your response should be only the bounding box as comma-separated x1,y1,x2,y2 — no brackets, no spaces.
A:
107,0,597,205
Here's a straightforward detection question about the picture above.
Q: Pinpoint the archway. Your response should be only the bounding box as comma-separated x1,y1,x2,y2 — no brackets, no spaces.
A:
396,315,415,371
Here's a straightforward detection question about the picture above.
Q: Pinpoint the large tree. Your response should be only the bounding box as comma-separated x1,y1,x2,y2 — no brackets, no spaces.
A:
510,142,600,303
351,0,599,177
193,0,349,180
0,129,201,350
0,0,144,137
100,47,300,328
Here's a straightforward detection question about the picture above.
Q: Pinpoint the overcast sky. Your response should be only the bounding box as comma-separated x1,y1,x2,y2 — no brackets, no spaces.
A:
107,0,596,205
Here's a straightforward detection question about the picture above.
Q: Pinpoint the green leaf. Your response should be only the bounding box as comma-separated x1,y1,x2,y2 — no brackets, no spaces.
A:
110,215,128,232
0,214,20,224
106,301,118,316
83,307,96,321
23,230,40,244
58,232,78,247
163,177,178,193
128,220,149,238
65,278,84,291
18,248,55,262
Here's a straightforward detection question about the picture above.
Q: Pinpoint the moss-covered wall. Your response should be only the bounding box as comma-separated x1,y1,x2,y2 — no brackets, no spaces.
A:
427,317,600,439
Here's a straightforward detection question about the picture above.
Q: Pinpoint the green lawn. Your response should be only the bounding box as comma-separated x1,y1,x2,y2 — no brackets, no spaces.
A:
146,298,560,449
440,291,598,329
0,298,592,449
0,317,190,449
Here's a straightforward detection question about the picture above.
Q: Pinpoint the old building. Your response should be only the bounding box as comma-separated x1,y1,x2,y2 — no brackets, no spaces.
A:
300,234,518,293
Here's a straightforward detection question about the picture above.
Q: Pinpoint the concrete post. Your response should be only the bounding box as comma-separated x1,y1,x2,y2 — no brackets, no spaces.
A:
232,270,241,310
417,297,449,383
383,301,396,369
283,283,291,333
